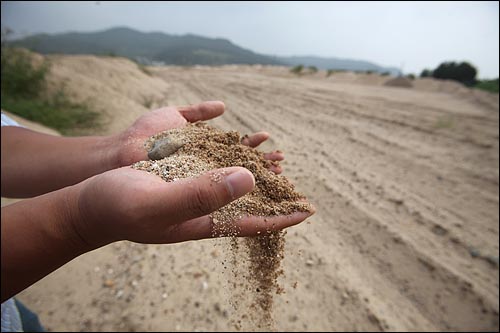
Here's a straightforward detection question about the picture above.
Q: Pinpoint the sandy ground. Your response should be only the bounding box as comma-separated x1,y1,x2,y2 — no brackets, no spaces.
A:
2,55,499,331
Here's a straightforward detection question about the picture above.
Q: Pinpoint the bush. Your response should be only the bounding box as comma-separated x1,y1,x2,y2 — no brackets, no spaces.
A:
432,61,477,86
381,71,390,76
406,73,416,80
420,69,432,77
475,78,499,93
307,66,318,74
326,69,347,77
1,48,48,98
290,64,304,75
1,47,100,135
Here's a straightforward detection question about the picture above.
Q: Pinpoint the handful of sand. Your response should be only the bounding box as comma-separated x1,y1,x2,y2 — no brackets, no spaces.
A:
132,122,312,234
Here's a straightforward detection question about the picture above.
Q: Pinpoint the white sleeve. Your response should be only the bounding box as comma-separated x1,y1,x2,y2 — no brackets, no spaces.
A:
1,113,22,127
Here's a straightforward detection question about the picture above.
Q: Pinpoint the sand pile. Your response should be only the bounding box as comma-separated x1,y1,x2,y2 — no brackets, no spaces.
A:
384,76,413,88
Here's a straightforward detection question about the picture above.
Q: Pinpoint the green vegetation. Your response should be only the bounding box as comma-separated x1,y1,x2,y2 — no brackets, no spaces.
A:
1,48,48,98
290,64,304,75
406,73,416,80
474,78,499,93
290,65,320,76
138,64,152,76
326,69,347,77
1,47,99,135
420,61,498,94
420,69,432,78
307,66,318,74
432,61,477,86
381,71,390,76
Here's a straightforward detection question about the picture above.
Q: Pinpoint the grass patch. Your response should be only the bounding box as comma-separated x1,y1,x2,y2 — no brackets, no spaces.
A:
474,79,499,93
290,64,304,75
1,93,100,135
1,47,100,135
138,64,152,76
307,66,318,74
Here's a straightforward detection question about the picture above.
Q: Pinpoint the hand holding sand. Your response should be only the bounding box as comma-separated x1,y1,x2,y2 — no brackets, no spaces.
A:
115,101,285,172
65,118,314,248
71,165,313,246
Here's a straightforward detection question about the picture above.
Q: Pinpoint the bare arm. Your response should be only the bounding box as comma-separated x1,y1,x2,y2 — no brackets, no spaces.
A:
0,127,120,197
1,184,90,302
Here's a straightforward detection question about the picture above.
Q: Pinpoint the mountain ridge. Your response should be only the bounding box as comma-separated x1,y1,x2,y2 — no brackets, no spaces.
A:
9,27,399,74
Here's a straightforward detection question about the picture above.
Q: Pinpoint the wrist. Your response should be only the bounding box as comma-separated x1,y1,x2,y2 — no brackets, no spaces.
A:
113,130,149,167
99,134,125,169
57,182,111,253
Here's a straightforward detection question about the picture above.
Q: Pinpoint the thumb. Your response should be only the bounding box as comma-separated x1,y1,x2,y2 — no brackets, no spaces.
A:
163,167,255,223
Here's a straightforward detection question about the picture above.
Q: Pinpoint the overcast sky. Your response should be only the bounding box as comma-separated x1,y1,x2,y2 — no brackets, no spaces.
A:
2,1,499,78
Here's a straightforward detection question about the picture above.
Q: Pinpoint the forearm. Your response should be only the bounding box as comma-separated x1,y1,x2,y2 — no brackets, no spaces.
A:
1,184,100,302
1,127,121,197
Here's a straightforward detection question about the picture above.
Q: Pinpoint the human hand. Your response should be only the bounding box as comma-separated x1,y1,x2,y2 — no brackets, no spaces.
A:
69,166,313,248
115,101,225,166
114,100,285,173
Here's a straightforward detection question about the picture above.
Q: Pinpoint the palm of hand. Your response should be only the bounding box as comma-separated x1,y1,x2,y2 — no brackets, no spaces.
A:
117,107,189,165
77,167,312,246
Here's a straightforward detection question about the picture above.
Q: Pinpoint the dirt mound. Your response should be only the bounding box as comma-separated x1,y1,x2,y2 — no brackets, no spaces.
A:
327,71,389,86
384,76,414,88
44,55,171,135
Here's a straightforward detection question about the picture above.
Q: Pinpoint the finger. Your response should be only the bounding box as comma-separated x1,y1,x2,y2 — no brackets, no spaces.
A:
156,167,255,223
162,210,315,243
178,101,225,122
241,132,269,148
263,151,284,161
233,211,314,236
269,165,282,174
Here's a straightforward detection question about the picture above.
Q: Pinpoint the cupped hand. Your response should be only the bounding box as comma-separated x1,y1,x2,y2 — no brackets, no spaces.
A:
115,101,225,165
115,101,285,173
71,166,313,248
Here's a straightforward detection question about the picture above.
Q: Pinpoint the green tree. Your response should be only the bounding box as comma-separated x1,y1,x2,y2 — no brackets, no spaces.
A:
432,61,477,86
420,69,432,77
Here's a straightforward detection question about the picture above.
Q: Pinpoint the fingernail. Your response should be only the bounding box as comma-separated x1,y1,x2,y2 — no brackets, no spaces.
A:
207,100,225,108
225,168,255,199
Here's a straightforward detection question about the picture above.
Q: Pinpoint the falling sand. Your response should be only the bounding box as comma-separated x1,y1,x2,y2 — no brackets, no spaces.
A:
132,122,313,329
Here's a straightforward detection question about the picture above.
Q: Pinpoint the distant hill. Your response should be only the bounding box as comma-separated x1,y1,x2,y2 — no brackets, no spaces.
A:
8,27,282,66
8,27,398,73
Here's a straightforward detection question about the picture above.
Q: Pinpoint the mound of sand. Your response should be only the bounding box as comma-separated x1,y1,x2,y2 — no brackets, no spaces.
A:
44,54,171,135
384,76,414,88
